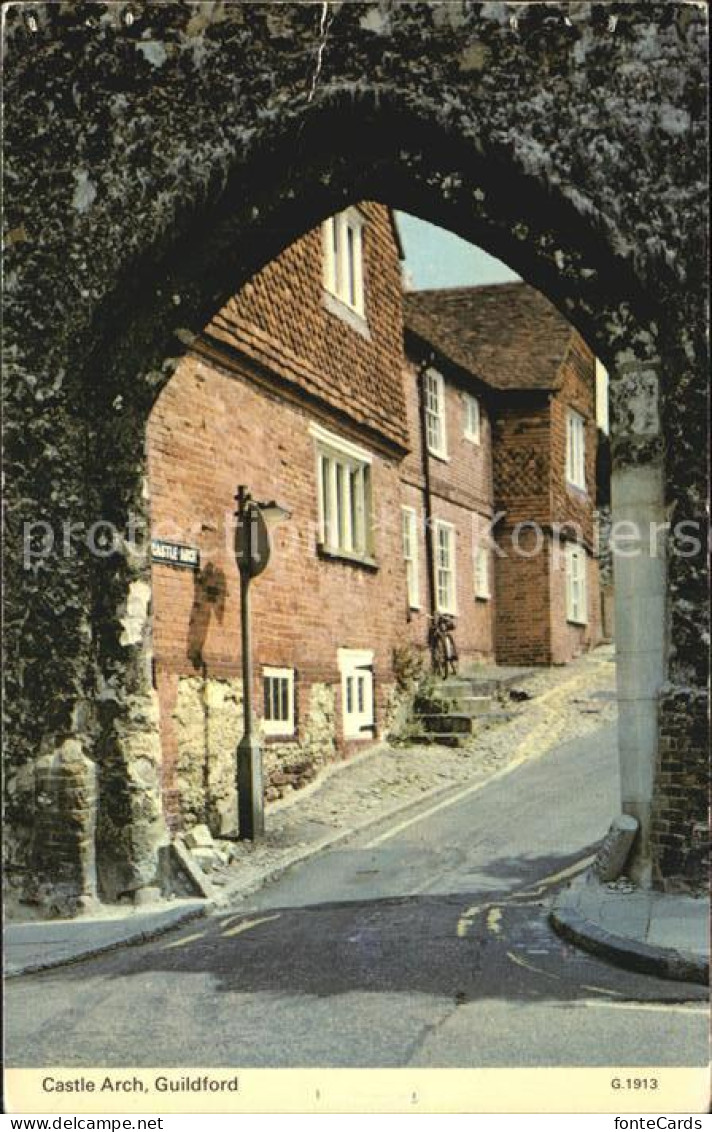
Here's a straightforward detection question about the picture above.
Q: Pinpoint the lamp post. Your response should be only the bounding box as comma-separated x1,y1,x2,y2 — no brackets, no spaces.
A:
233,486,290,840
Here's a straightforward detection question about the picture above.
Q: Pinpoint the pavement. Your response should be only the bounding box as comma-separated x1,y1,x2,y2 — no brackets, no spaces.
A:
4,900,208,978
551,873,709,985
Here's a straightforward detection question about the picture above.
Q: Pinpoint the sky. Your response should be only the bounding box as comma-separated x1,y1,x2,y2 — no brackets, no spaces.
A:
395,211,519,291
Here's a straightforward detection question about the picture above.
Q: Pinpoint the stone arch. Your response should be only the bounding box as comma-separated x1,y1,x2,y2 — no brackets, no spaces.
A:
4,2,707,906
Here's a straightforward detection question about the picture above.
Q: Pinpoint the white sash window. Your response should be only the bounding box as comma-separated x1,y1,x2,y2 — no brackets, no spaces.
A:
424,368,448,458
312,424,373,561
434,520,457,614
402,507,420,609
323,209,365,316
566,409,586,490
565,544,588,624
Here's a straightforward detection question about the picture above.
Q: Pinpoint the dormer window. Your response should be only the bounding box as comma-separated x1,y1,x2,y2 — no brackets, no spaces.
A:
323,209,365,317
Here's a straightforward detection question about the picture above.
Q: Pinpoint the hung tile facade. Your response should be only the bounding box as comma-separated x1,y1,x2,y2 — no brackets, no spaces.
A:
148,210,605,836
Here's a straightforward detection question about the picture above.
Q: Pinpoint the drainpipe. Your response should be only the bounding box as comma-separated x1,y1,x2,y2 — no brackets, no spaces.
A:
417,355,438,624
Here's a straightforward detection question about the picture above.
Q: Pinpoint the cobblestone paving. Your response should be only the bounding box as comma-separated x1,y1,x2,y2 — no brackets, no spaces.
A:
210,645,618,903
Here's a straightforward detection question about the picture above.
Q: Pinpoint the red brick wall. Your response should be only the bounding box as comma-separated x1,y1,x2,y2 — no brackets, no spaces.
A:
494,528,553,665
400,359,495,665
148,354,409,824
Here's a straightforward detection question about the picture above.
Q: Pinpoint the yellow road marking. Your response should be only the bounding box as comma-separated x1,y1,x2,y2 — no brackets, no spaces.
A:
221,913,280,938
162,930,206,950
580,984,627,998
456,905,481,937
506,949,559,978
455,853,594,938
487,907,502,935
578,1000,709,1014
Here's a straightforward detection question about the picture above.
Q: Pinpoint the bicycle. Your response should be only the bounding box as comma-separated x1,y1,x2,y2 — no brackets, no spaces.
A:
429,613,459,679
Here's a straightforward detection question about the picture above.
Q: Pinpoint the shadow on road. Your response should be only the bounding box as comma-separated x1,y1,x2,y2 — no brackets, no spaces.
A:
32,845,706,1007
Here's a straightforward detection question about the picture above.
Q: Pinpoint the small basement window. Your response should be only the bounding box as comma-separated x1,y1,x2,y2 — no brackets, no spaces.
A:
262,667,295,737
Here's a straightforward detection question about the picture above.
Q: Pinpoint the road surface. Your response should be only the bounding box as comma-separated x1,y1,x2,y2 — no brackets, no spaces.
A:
5,722,709,1069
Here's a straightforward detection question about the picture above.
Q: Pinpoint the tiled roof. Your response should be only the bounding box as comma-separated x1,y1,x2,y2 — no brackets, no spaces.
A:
404,282,575,392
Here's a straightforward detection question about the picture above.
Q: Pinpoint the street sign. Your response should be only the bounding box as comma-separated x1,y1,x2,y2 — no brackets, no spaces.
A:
234,506,271,578
151,539,200,570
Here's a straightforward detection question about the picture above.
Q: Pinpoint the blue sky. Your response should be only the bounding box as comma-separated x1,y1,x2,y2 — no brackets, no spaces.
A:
395,211,519,291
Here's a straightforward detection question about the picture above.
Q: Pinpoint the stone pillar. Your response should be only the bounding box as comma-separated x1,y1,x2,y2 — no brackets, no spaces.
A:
29,740,99,916
610,463,667,885
609,353,666,886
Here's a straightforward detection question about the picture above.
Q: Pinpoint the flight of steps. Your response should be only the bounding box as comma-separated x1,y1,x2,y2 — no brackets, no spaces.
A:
408,668,533,747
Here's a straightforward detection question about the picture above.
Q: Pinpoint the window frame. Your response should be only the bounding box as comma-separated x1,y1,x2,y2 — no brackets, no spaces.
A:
566,408,587,491
463,392,481,445
261,666,296,738
474,543,491,600
434,519,457,615
322,208,366,318
311,423,374,564
401,506,421,610
337,648,375,740
565,543,588,625
423,368,448,460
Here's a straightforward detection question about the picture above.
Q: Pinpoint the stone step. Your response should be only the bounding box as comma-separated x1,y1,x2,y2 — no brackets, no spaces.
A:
418,712,475,735
418,732,467,748
431,684,493,710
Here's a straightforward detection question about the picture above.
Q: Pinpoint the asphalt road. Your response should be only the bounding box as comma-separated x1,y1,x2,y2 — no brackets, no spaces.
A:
6,722,709,1069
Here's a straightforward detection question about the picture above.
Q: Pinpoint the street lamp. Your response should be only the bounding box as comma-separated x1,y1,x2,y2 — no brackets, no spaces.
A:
233,485,291,840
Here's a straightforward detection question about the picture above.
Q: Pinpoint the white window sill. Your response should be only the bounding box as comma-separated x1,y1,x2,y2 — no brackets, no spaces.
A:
261,727,296,740
566,615,588,627
475,592,491,602
566,478,588,496
323,290,371,339
408,602,422,611
318,543,378,570
436,607,457,618
464,433,481,446
428,448,450,463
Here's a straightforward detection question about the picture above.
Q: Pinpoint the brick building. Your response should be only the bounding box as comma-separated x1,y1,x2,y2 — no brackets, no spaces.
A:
147,204,411,833
147,209,604,837
404,284,603,667
400,325,497,666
